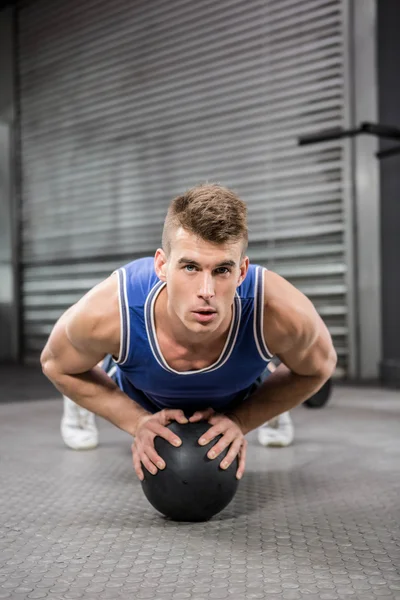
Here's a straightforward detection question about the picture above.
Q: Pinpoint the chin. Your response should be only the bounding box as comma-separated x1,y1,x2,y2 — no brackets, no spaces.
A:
189,318,220,333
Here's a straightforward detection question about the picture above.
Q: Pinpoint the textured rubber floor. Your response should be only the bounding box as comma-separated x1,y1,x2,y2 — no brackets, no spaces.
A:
0,386,399,600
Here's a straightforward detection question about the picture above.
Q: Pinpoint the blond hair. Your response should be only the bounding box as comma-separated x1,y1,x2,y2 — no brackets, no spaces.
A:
162,184,248,256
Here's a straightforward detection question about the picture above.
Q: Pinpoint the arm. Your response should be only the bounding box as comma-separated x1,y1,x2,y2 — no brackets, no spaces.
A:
42,273,188,480
40,274,150,437
227,270,337,434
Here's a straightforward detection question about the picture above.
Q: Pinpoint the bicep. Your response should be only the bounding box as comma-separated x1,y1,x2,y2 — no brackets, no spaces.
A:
277,314,336,377
263,270,336,377
41,275,120,376
41,306,108,376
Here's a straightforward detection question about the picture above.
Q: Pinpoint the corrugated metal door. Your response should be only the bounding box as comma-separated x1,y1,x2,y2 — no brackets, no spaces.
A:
18,0,349,372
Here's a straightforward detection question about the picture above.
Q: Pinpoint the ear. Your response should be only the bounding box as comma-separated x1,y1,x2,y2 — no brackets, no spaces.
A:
237,256,250,286
154,248,168,281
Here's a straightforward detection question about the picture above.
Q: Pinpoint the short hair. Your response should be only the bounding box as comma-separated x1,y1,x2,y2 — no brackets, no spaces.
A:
162,183,248,257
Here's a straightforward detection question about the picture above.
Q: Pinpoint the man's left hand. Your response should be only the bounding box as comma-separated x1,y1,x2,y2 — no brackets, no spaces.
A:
189,408,247,480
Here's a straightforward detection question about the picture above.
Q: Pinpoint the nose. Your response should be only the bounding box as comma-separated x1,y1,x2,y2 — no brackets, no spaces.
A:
197,272,215,299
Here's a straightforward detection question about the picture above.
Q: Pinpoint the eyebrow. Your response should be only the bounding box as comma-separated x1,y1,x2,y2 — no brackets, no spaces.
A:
178,257,237,268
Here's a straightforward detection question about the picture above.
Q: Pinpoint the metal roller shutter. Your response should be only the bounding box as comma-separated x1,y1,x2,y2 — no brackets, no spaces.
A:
18,0,348,372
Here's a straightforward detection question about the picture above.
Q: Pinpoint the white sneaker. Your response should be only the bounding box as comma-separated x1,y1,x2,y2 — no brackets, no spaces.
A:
61,396,99,450
257,411,294,447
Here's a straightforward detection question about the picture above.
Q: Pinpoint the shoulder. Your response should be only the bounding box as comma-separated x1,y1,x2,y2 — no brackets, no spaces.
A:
118,256,154,273
263,270,311,311
262,270,320,355
116,256,159,295
66,273,120,355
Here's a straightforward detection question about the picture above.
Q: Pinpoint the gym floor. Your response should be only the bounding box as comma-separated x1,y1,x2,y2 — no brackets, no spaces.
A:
1,375,399,600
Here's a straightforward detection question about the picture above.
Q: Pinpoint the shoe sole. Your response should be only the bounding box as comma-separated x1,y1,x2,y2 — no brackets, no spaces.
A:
264,441,292,447
258,436,293,448
62,440,99,450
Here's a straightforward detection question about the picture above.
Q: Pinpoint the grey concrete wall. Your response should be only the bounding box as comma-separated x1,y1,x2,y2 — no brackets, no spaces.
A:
348,0,382,381
0,6,19,363
0,6,14,119
377,0,400,386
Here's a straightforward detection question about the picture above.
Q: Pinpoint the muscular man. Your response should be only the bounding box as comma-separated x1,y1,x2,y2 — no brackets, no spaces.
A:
41,184,336,481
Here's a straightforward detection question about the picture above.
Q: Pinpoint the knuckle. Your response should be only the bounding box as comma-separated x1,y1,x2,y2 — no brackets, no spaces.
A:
151,423,162,436
166,432,178,445
144,457,153,469
228,447,238,459
213,446,224,457
142,460,156,474
150,451,162,463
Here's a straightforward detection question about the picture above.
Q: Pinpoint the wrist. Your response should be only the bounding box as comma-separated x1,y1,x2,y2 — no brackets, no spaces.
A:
225,411,248,435
130,409,152,437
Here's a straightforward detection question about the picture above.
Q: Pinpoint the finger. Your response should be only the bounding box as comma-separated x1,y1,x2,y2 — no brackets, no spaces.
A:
140,451,159,476
236,440,247,480
198,422,226,447
132,444,144,481
163,409,189,425
189,412,203,422
189,408,215,422
219,438,243,472
206,430,236,459
152,422,183,448
144,444,166,471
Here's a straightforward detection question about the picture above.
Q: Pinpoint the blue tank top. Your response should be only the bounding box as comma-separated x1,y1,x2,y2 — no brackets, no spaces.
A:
113,257,272,414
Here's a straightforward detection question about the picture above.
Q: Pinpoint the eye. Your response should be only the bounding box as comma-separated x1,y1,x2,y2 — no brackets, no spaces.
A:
215,267,230,275
184,265,197,272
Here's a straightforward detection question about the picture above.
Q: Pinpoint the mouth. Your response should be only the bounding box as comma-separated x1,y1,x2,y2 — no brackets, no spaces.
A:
192,309,217,323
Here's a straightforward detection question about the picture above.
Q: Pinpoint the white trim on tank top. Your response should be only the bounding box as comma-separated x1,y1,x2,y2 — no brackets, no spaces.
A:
114,265,272,370
144,281,242,375
114,268,131,365
253,267,273,361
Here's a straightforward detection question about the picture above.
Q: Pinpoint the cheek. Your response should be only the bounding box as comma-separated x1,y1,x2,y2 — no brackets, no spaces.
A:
169,279,191,308
223,281,238,297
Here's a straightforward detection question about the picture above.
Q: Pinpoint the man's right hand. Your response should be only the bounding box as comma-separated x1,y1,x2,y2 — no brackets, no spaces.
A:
132,409,189,481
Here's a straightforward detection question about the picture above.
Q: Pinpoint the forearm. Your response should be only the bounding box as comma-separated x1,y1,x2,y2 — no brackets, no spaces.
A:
43,365,149,437
228,363,331,435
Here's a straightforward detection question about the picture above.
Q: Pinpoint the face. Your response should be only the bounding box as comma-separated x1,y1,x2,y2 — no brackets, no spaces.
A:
154,228,249,337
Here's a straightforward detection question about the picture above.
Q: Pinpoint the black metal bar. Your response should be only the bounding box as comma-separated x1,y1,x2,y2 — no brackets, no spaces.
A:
376,145,400,160
298,126,362,146
360,121,400,140
298,122,400,147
